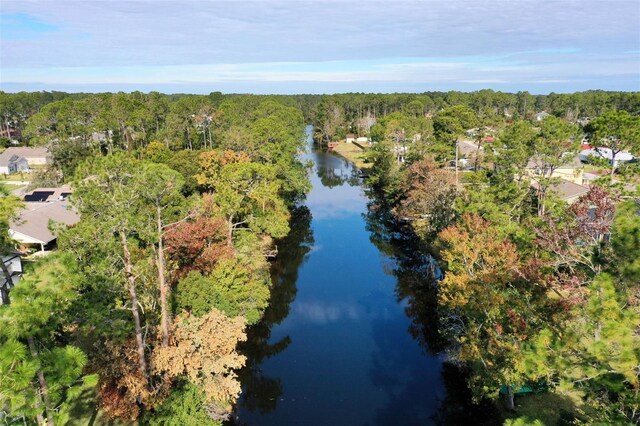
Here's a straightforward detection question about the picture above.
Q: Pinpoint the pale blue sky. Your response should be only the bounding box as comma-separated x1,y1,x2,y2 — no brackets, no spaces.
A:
1,1,639,94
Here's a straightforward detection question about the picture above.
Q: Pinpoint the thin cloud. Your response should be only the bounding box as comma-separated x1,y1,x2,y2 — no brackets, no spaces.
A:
1,0,639,93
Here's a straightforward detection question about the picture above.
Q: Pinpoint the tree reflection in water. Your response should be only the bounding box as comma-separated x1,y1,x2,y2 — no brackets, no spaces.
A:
315,153,361,188
232,206,314,418
364,201,501,425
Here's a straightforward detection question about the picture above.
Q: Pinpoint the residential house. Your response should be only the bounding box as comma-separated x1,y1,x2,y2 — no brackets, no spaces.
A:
0,153,29,174
535,111,550,121
0,147,51,174
531,179,590,204
457,140,484,169
525,155,584,185
346,134,356,143
579,146,635,168
22,185,72,202
9,186,79,252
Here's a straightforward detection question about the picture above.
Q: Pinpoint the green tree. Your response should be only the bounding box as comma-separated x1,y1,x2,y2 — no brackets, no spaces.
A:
0,254,96,426
72,154,151,391
147,382,219,426
364,140,402,201
524,274,639,424
197,151,290,240
0,183,23,303
609,199,640,295
531,116,578,215
436,214,552,410
176,258,270,325
134,162,188,347
589,110,640,177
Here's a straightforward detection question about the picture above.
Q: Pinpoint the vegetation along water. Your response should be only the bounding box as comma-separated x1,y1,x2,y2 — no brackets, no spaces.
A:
0,91,638,425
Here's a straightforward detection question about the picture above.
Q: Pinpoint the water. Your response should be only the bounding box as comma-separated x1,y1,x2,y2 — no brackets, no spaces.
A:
234,127,498,425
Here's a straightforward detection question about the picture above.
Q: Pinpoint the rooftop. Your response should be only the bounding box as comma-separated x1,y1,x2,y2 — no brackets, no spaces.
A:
531,179,589,201
22,185,72,203
526,154,582,170
0,147,50,167
10,200,79,245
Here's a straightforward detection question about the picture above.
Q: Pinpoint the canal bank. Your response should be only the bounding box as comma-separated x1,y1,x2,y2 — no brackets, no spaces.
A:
233,127,499,425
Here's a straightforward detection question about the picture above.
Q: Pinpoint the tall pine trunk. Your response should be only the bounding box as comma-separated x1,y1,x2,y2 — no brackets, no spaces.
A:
119,231,149,386
156,205,170,347
27,337,54,426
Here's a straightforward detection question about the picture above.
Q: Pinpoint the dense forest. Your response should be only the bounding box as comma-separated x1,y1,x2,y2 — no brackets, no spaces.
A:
328,92,640,423
0,89,639,425
0,92,310,424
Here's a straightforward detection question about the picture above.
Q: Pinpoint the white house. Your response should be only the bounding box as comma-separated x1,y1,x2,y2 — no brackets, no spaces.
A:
535,111,550,121
579,147,635,168
0,154,29,175
0,147,51,174
346,134,356,143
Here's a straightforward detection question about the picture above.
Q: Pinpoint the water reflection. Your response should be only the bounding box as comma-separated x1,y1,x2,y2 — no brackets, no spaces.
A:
293,301,362,324
233,128,497,425
364,205,447,355
364,199,501,425
235,205,314,416
315,153,362,188
305,154,365,220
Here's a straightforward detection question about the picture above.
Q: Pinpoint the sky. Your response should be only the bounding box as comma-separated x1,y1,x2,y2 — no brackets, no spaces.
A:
1,0,639,94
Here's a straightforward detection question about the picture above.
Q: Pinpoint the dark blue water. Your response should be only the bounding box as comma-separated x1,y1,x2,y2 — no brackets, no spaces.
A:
234,127,497,425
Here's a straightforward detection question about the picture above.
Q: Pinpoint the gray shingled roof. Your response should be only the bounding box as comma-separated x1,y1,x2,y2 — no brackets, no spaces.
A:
531,179,590,201
458,140,483,158
10,201,79,244
0,147,50,167
526,154,582,170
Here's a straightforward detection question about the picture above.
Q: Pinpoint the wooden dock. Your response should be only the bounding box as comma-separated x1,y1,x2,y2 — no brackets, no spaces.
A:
264,245,278,260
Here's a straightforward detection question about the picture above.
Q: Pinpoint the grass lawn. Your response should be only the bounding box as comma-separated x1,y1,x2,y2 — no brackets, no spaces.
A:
503,392,583,425
0,172,33,181
65,386,125,426
583,164,606,173
332,142,370,170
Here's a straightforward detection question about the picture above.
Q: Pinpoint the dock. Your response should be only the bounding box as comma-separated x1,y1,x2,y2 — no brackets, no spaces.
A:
264,245,278,260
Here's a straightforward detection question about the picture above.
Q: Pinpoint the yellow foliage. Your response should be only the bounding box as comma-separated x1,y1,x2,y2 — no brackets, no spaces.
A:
152,308,247,414
197,150,251,187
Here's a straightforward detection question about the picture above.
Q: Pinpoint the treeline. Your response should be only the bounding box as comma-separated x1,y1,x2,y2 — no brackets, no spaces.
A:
310,90,640,143
0,96,310,424
3,89,640,150
360,107,639,422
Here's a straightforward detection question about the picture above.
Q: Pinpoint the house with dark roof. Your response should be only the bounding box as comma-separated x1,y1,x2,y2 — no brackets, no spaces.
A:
457,140,485,169
9,192,79,252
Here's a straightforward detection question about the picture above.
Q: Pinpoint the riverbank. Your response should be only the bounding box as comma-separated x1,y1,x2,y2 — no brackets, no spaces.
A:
235,132,459,425
331,142,370,171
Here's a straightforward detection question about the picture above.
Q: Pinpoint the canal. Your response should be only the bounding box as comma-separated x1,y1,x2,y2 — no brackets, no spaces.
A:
234,127,498,425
